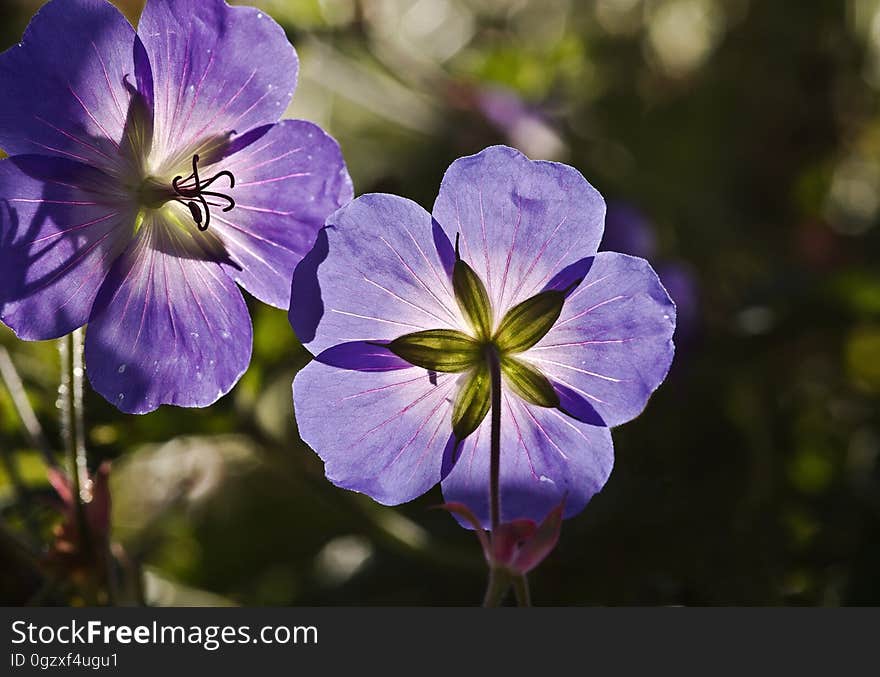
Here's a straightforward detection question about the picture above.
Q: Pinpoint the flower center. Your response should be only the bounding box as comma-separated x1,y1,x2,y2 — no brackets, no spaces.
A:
170,154,237,231
381,240,572,441
135,154,236,232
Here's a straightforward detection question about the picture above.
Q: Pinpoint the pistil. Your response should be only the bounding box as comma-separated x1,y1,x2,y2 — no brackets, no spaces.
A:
171,154,236,231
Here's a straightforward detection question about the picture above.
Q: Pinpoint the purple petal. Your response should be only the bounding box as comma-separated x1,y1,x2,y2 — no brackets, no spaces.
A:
0,156,133,340
526,252,676,427
0,0,138,169
542,257,595,296
431,219,456,278
441,392,614,526
293,361,458,505
554,382,605,426
85,220,252,414
290,194,466,354
132,36,155,120
432,145,605,317
137,0,298,161
118,36,156,166
208,120,352,309
314,341,411,372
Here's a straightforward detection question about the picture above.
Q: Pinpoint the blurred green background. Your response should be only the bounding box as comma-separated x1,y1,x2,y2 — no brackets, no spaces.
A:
2,0,880,606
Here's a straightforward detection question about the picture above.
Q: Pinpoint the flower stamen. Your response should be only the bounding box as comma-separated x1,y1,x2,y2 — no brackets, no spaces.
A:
171,154,236,231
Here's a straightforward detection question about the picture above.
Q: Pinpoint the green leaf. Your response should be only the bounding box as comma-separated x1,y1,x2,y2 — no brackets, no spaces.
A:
386,329,481,372
501,356,560,408
494,290,565,354
452,362,491,440
453,259,493,340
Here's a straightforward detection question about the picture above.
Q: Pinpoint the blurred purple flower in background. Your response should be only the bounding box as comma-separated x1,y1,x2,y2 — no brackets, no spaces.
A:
0,0,352,413
291,146,675,526
601,202,658,260
653,261,699,341
475,86,565,160
601,201,699,341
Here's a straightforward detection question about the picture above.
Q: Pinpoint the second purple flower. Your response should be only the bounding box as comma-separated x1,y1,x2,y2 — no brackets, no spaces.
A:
291,145,676,526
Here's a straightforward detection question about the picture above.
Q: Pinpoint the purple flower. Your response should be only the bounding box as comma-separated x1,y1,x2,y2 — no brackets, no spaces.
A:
290,146,675,526
475,86,565,160
0,0,352,413
653,261,699,341
601,201,658,260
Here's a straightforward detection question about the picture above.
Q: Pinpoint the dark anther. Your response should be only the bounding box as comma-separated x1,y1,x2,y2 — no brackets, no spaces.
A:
171,154,236,231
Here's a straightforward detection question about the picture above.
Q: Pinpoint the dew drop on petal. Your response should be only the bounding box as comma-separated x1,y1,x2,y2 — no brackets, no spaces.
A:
117,364,127,374
190,332,200,339
117,393,125,402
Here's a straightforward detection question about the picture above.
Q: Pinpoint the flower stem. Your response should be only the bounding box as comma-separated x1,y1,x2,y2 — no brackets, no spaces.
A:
481,347,512,607
487,345,502,532
512,574,532,607
59,330,92,543
482,567,510,607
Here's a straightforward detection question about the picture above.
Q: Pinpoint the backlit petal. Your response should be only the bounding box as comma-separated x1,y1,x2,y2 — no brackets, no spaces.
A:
526,252,676,427
208,120,352,308
432,145,605,318
0,0,139,171
85,215,252,414
294,361,458,505
137,0,298,166
290,194,465,354
442,392,614,526
0,156,133,340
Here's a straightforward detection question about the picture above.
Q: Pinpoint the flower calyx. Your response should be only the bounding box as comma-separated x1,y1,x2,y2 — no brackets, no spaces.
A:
384,243,565,440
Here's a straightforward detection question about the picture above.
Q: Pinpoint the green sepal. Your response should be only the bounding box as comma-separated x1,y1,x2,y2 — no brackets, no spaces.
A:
453,259,493,340
501,356,560,409
452,362,491,440
494,290,566,354
386,329,481,373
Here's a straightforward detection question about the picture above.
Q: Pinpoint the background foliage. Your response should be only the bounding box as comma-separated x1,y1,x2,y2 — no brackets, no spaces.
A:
2,0,879,605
